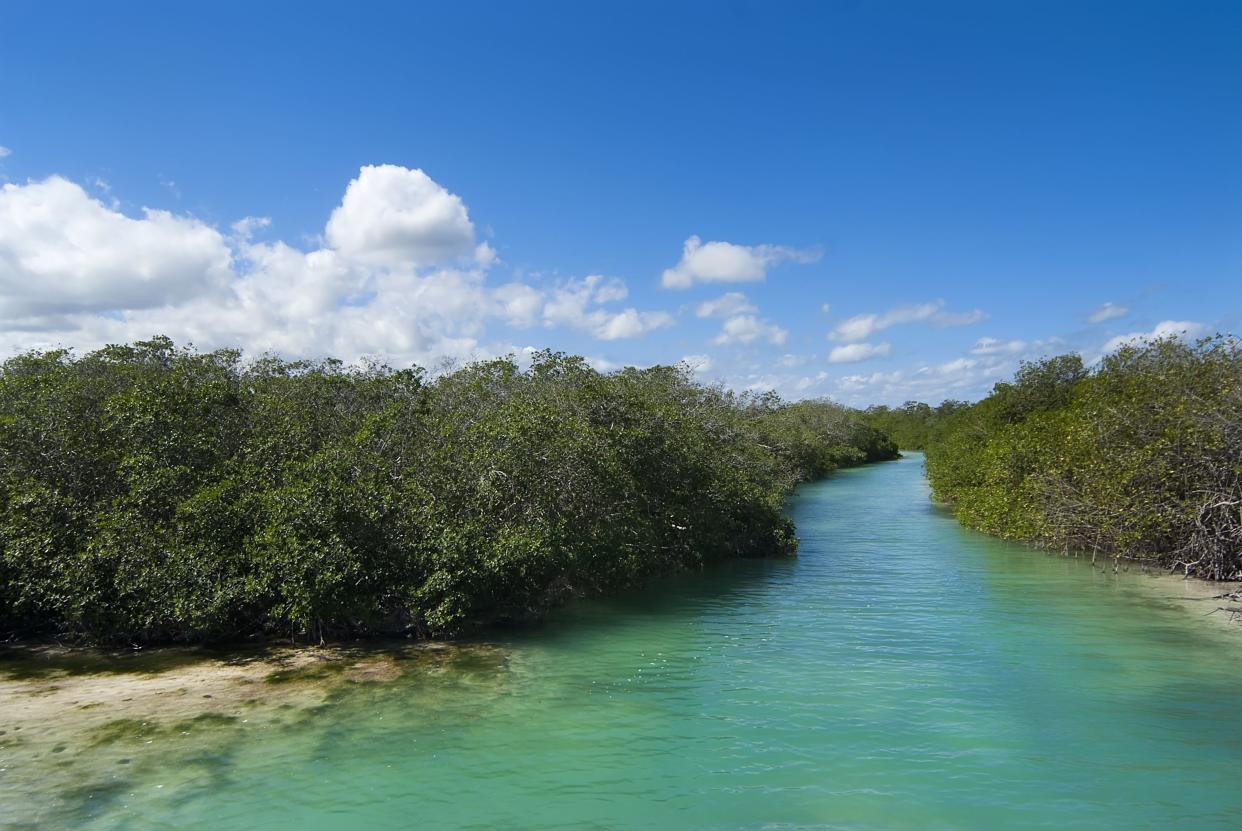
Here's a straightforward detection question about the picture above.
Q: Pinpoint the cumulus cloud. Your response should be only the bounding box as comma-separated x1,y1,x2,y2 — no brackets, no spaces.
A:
0,176,234,319
795,371,829,391
598,308,672,340
970,337,1027,355
0,167,676,365
493,281,544,328
712,315,788,346
661,235,820,289
324,164,483,268
0,146,11,158
836,370,905,391
1101,320,1208,353
735,369,829,398
829,300,988,342
827,341,891,363
541,275,673,340
695,291,757,319
834,355,1001,403
1088,302,1129,323
489,274,671,340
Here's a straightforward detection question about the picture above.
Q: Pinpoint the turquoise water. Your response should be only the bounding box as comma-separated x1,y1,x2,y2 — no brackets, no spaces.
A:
6,453,1242,829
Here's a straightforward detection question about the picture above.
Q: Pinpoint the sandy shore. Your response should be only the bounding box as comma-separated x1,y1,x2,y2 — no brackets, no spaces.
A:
1067,558,1242,634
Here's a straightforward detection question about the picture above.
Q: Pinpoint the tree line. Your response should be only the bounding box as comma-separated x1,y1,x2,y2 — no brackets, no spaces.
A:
922,336,1241,580
0,337,896,644
860,400,969,450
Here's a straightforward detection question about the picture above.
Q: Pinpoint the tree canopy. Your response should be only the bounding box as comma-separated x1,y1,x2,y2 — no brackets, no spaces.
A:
0,338,896,644
923,336,1242,580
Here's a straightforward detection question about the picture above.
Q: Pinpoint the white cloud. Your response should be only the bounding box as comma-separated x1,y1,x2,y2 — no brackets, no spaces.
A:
738,370,826,396
837,370,905,391
697,293,788,348
795,371,829,391
0,146,10,159
834,355,1000,403
0,167,676,366
583,355,623,372
474,242,498,268
936,357,977,375
1101,320,1208,353
494,281,544,328
598,308,674,340
661,235,820,289
325,164,481,268
712,314,788,346
541,275,673,341
231,215,271,238
680,354,713,373
827,341,891,363
695,291,757,319
935,308,989,327
1088,302,1128,323
0,176,234,319
970,337,1027,355
831,302,938,342
829,300,989,342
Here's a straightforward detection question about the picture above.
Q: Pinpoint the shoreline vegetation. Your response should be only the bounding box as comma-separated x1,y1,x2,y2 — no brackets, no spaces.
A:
867,335,1241,583
0,337,896,646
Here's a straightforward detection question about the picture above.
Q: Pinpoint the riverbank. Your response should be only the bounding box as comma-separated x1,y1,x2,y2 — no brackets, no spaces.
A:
922,338,1242,582
922,500,1242,630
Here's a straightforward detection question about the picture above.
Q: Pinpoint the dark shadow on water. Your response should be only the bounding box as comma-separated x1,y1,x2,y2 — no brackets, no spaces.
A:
491,554,798,647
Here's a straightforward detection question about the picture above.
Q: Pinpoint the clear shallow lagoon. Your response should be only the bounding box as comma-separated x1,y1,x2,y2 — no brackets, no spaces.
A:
4,453,1242,830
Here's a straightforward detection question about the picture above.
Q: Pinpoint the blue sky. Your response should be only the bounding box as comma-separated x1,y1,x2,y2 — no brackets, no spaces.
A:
1,0,1238,404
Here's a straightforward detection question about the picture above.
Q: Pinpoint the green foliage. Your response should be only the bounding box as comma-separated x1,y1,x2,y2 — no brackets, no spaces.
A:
860,400,968,450
0,339,896,643
924,338,1242,579
758,399,897,476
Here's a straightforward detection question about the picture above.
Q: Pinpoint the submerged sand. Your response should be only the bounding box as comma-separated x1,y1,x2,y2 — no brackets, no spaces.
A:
1067,559,1242,633
0,640,508,828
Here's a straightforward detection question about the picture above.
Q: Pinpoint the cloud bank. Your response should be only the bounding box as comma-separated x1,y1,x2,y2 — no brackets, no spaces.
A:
0,166,674,365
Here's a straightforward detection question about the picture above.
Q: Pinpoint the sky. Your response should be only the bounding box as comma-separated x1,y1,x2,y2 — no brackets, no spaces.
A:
1,0,1238,405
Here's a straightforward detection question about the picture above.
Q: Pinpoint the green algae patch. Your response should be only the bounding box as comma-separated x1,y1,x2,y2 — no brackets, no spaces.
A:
173,712,241,732
86,718,163,748
264,661,347,685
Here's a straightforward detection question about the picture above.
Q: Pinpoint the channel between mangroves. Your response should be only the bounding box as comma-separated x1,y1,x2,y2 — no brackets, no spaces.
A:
2,454,1241,830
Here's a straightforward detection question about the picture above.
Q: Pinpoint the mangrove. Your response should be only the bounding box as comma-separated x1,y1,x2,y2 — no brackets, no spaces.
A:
0,337,896,645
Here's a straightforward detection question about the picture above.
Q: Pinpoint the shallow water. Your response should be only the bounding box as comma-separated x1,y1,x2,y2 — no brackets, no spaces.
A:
3,453,1242,830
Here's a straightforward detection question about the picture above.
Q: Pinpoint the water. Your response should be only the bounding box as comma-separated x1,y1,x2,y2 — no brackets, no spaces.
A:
5,453,1242,829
